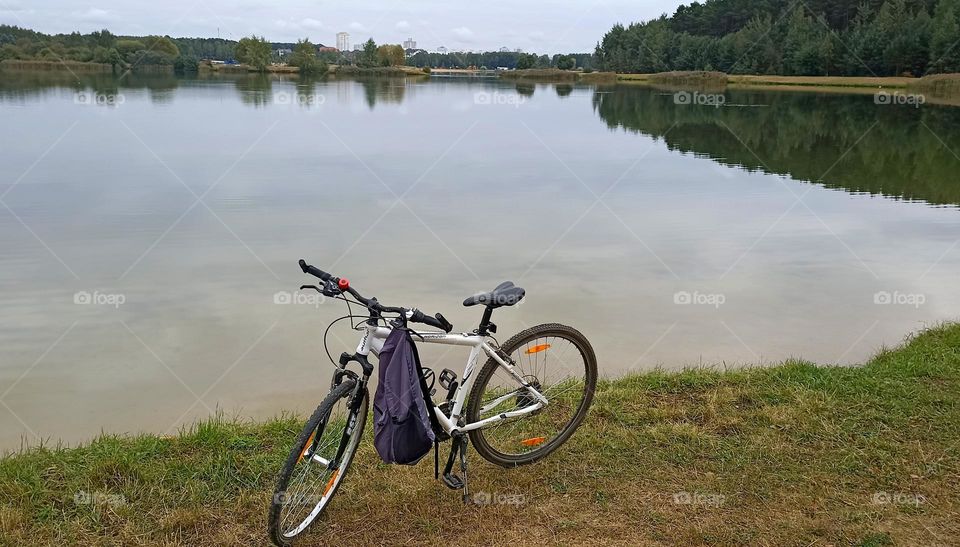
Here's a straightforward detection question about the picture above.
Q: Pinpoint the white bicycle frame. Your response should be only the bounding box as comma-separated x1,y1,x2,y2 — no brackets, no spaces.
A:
353,322,548,435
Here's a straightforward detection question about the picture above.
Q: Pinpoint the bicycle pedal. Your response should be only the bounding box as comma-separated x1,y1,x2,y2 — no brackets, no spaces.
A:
438,369,457,390
442,472,465,490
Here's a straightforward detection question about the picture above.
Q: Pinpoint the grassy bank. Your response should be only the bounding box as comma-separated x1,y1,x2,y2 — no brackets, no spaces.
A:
2,324,959,545
909,73,960,95
499,69,617,84
619,71,918,91
332,65,428,77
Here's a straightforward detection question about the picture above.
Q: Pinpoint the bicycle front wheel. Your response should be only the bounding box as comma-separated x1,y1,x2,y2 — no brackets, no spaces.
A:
466,323,597,467
268,378,368,545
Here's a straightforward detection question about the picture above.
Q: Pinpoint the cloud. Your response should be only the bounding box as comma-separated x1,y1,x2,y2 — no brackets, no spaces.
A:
395,20,410,31
301,18,323,30
348,21,368,32
451,26,474,42
73,8,116,23
273,17,323,34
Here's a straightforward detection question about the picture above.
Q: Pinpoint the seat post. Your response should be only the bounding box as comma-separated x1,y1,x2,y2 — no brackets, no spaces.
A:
477,306,494,335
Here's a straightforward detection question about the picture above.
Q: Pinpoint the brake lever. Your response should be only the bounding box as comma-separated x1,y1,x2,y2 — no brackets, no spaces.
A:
300,285,321,293
321,278,342,297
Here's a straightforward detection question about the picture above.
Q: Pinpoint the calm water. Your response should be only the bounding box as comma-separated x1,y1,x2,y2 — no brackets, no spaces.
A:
1,71,958,450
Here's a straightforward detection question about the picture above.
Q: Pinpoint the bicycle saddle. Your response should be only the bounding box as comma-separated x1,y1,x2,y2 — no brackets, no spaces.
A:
462,281,525,308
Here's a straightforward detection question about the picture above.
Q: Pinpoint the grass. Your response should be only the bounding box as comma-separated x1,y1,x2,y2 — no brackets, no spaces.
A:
332,65,429,77
498,69,617,84
909,73,960,95
618,71,918,91
728,74,913,89
2,323,959,545
499,68,580,82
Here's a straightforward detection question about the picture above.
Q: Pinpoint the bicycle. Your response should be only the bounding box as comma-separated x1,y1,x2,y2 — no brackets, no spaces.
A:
268,259,598,545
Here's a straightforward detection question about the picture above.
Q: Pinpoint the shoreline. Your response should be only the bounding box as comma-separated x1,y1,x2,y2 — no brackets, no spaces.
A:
2,323,958,544
618,72,916,90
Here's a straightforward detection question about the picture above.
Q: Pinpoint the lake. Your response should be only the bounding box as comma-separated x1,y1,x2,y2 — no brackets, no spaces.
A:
1,70,958,450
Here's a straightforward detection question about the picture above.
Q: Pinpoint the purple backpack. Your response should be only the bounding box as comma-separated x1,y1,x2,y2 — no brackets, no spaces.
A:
373,328,437,465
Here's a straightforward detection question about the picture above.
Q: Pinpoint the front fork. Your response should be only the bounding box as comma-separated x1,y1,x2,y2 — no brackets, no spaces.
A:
304,352,372,470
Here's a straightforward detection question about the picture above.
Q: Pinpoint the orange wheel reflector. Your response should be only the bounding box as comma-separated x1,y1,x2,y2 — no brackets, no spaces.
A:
323,470,340,496
524,344,551,355
520,436,547,447
298,432,316,463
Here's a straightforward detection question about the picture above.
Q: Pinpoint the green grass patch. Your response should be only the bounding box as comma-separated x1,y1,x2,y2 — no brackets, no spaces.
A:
2,324,959,545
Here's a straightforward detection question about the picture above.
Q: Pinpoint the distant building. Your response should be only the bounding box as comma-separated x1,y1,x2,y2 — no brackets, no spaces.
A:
353,43,362,51
276,48,292,57
436,46,448,54
499,47,509,52
403,38,417,49
318,46,338,53
515,48,523,53
336,32,350,52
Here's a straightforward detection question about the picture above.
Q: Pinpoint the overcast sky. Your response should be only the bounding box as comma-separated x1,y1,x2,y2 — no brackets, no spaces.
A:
0,1,686,53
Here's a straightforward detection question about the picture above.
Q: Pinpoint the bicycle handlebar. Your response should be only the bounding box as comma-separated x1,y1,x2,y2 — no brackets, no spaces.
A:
298,259,454,333
299,259,332,282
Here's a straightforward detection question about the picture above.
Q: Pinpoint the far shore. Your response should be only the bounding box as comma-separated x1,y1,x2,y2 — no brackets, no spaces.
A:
4,60,960,102
618,72,916,89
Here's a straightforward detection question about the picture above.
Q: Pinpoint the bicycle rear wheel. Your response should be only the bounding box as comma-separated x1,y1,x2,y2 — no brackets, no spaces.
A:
466,323,597,467
268,378,368,545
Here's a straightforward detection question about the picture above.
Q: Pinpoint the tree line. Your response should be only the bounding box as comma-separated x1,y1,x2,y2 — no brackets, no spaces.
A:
595,0,960,76
0,25,599,74
405,51,595,70
0,25,235,73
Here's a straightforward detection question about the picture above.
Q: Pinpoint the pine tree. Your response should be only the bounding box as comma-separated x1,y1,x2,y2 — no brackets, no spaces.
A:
929,0,960,72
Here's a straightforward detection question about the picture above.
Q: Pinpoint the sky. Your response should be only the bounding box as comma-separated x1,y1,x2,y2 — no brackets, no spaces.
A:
0,1,686,53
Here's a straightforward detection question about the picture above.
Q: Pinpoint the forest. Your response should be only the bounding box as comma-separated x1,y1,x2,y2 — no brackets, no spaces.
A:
595,0,960,76
0,25,594,73
0,25,238,72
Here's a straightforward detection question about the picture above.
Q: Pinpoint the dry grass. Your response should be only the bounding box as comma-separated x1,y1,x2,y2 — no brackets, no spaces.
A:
578,71,618,84
728,74,913,89
909,73,960,98
499,68,580,82
332,65,428,77
2,324,959,546
618,72,916,92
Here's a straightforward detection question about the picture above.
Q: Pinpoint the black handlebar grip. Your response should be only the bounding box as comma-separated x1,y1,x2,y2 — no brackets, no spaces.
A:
435,313,454,333
412,310,453,333
298,259,332,282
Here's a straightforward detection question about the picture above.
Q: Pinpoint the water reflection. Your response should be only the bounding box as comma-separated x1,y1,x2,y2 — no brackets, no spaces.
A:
232,73,274,107
1,71,959,450
0,70,180,104
592,86,960,207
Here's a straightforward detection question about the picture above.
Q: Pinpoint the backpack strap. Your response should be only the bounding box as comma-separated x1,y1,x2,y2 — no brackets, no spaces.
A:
404,329,445,438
